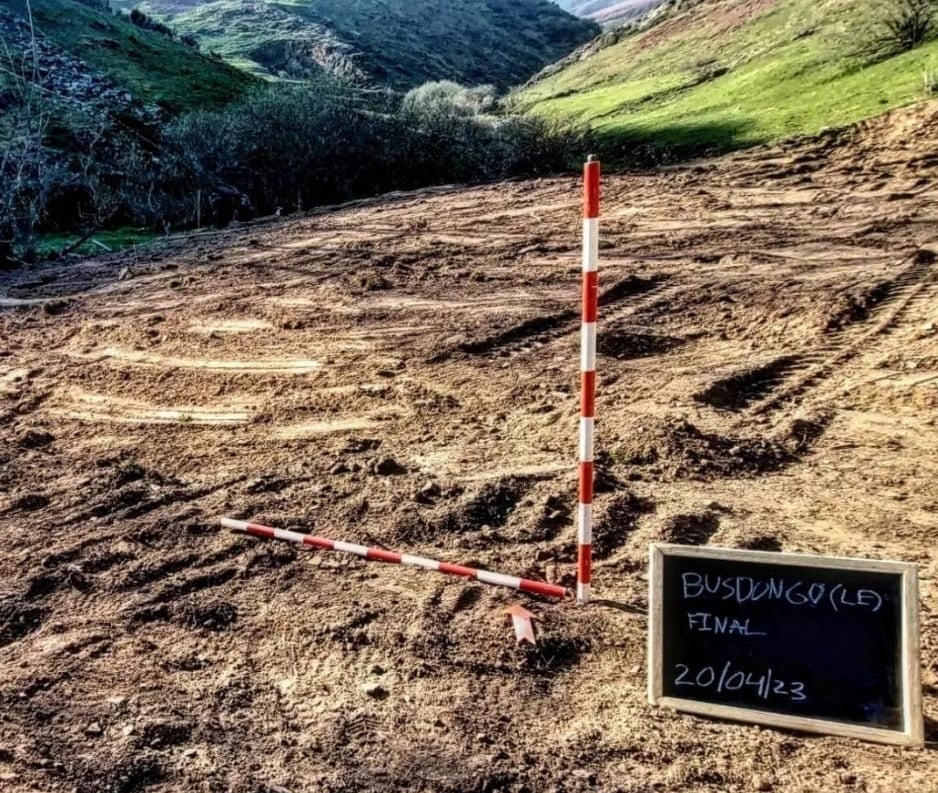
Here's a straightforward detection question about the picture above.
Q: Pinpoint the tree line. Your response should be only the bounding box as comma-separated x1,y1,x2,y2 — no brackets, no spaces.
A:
0,73,590,270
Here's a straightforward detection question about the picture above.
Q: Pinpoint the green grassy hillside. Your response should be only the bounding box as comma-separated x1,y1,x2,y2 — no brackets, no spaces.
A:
520,0,938,159
9,0,253,113
121,0,601,89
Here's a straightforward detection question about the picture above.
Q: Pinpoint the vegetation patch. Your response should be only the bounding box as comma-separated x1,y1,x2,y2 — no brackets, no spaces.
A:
120,0,600,90
518,0,938,163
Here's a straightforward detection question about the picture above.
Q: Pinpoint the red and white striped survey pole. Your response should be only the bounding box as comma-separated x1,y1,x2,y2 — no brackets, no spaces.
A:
222,518,567,599
578,155,600,605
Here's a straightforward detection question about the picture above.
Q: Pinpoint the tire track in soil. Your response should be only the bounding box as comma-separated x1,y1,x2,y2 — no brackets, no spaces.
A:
453,274,670,360
687,255,936,421
748,255,936,417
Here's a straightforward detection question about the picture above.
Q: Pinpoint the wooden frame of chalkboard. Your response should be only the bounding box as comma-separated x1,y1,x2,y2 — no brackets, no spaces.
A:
648,544,923,746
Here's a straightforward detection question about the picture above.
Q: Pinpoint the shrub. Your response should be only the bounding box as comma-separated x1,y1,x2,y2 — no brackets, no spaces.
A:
125,9,175,40
881,0,936,53
923,61,938,93
163,79,590,224
3,73,591,261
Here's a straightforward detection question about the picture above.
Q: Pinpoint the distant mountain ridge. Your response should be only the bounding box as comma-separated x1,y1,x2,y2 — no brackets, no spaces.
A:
114,0,601,89
555,0,665,26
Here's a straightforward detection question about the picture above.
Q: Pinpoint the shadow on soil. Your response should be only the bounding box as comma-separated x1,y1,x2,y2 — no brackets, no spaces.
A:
594,118,760,169
925,716,938,749
592,598,646,616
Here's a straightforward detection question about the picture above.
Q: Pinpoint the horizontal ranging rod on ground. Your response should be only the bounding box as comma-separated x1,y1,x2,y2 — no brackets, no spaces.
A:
222,518,568,599
648,544,923,746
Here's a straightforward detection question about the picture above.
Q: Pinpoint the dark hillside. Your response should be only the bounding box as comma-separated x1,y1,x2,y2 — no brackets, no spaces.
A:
5,0,253,114
121,0,601,89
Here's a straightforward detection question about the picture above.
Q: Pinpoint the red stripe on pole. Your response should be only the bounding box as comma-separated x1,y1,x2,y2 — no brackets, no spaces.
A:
578,548,592,584
578,461,594,504
438,562,477,578
246,523,277,539
582,271,598,322
225,519,567,599
368,548,403,564
584,160,600,219
519,579,565,598
581,370,596,418
302,535,335,551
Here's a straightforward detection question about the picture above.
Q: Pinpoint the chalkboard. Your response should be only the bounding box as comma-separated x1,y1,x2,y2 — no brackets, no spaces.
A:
648,544,923,746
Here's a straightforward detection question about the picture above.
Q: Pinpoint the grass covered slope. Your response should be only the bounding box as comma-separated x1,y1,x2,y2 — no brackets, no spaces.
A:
127,0,601,89
520,0,938,158
10,0,253,113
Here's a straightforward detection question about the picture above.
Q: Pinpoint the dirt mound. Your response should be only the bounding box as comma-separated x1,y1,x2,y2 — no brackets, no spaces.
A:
662,511,720,545
0,595,46,648
613,416,827,478
598,328,683,360
824,281,895,332
739,534,783,552
393,477,527,542
695,356,799,410
593,491,656,557
823,101,938,174
741,100,938,182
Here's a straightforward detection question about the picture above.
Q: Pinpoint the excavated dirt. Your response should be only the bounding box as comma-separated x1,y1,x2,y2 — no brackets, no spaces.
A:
1,102,938,792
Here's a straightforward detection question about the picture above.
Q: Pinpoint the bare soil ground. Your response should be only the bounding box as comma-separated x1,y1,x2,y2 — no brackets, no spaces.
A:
1,102,937,793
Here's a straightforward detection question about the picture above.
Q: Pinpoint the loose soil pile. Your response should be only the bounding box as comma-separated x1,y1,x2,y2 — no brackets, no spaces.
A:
1,103,937,792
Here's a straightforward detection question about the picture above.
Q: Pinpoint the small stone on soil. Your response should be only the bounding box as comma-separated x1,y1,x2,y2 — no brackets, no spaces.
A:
84,722,103,737
416,481,441,502
361,682,387,699
17,429,54,449
372,456,405,476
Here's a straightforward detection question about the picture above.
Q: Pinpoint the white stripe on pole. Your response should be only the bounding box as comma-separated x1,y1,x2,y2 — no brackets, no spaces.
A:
333,541,369,557
582,218,599,271
581,323,597,371
401,554,442,570
579,417,594,462
577,504,592,544
476,570,524,589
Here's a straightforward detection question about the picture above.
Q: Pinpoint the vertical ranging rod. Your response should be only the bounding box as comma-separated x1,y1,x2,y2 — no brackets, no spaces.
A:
578,155,600,604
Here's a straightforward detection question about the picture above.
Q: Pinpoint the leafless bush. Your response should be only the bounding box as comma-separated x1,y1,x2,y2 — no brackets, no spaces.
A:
881,0,936,53
0,2,51,268
164,80,591,223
